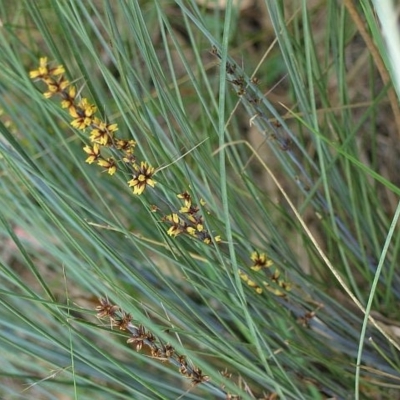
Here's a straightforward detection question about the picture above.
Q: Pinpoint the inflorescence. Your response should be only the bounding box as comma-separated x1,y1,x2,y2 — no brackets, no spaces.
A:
29,57,155,195
96,298,279,400
239,251,291,296
96,298,210,387
29,57,220,244
29,57,292,291
30,56,290,398
161,191,221,245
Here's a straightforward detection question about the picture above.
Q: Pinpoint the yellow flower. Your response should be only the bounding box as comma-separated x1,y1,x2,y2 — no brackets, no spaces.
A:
61,86,77,110
128,161,156,195
29,58,66,80
165,213,184,237
51,65,65,76
239,270,249,282
29,57,49,79
83,144,100,164
71,116,93,130
78,98,97,117
69,99,97,130
116,139,136,152
186,227,196,236
250,251,273,270
97,158,117,175
43,77,69,98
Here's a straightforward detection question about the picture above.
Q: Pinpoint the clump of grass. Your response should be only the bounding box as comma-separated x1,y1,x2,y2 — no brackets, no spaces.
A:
28,53,293,397
0,2,400,400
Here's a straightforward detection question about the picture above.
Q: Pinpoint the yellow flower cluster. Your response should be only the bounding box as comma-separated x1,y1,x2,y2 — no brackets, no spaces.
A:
239,251,291,296
29,57,220,244
162,191,221,245
29,57,156,195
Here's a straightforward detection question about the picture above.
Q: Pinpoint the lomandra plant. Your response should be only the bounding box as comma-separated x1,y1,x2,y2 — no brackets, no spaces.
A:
0,1,400,400
26,54,289,399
